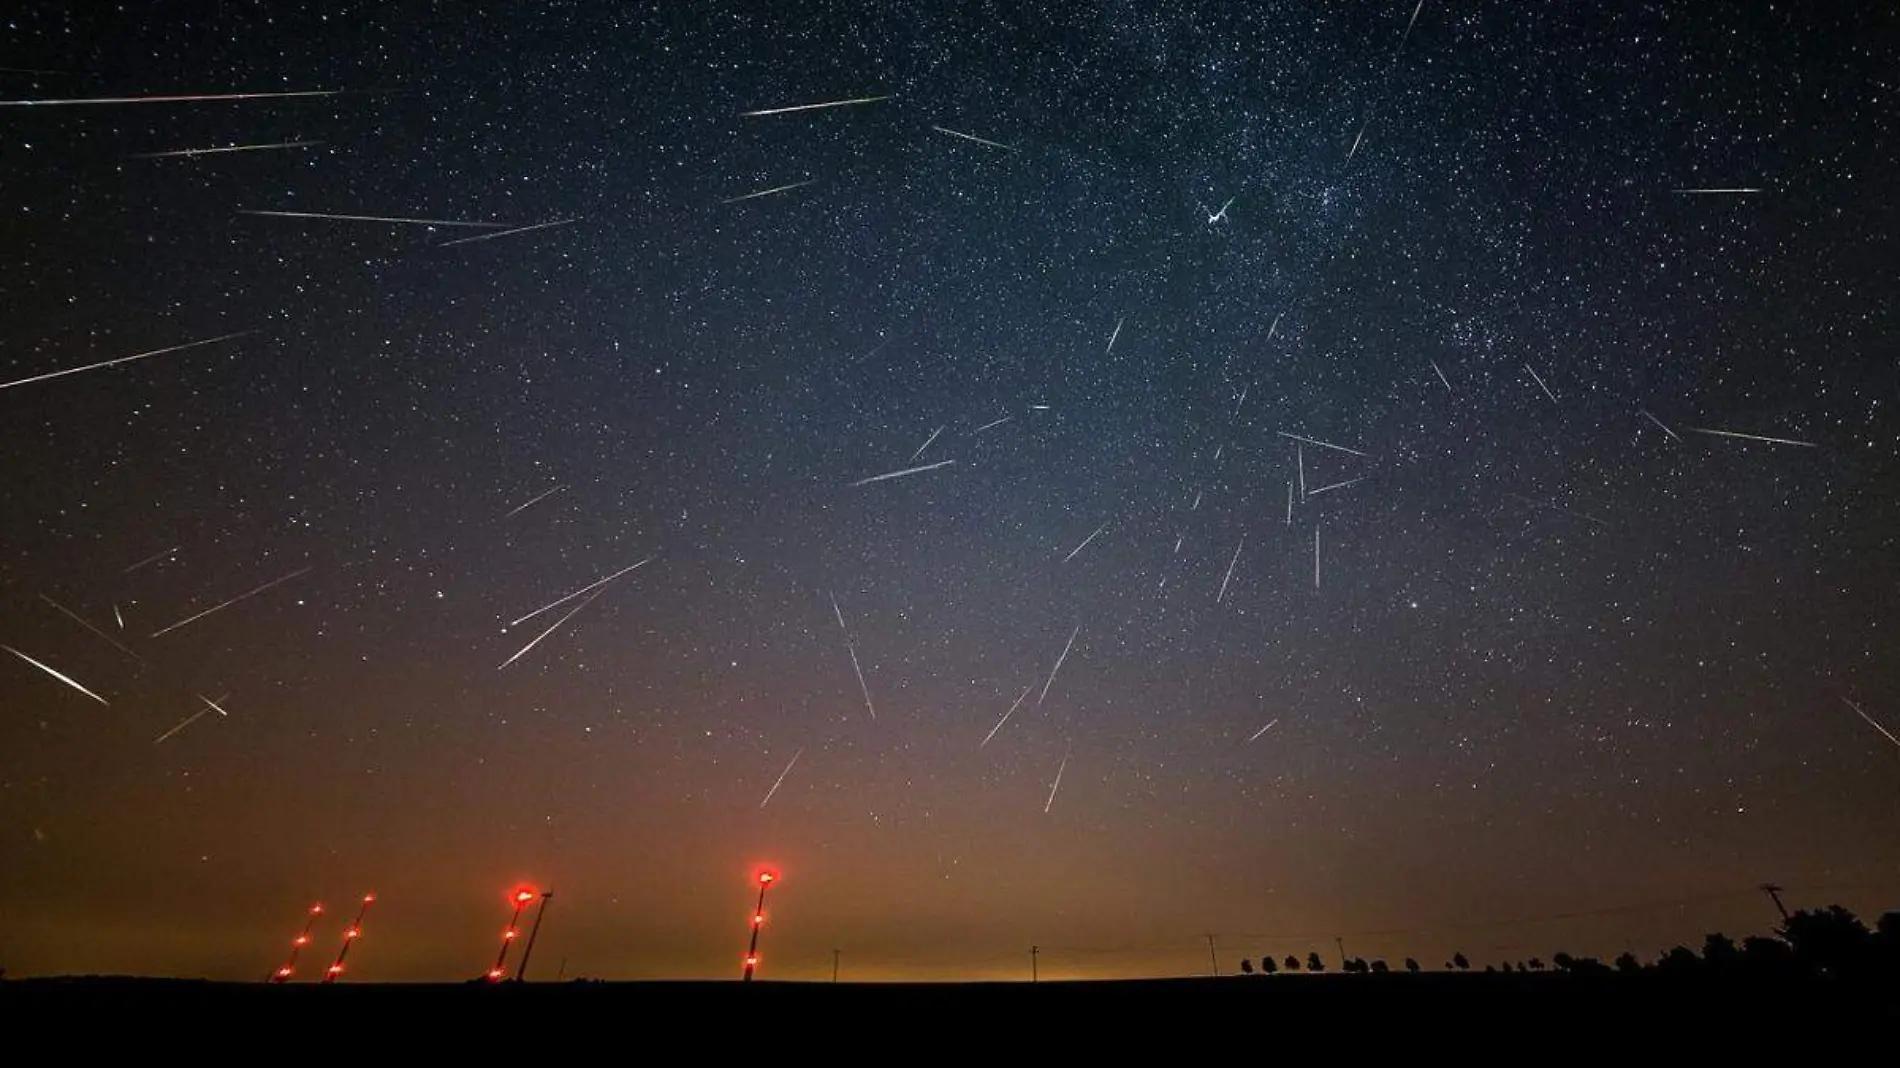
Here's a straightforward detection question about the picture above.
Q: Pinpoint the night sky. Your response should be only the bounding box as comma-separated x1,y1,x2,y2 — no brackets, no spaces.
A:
3,2,1897,983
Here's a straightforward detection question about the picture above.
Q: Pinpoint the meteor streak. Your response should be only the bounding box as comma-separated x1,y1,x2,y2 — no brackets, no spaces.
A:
40,595,143,664
439,218,580,246
508,557,653,628
0,332,252,393
759,749,804,808
498,589,604,670
1685,426,1817,448
1038,626,1079,706
1844,698,1900,751
1216,536,1245,603
150,567,312,638
136,139,320,159
1639,409,1683,443
1277,431,1369,458
3,645,109,705
910,425,945,462
241,210,511,229
932,125,1014,151
1247,719,1280,743
850,458,956,487
741,95,890,117
1525,364,1558,404
1044,751,1069,814
718,180,816,205
981,685,1034,748
504,484,565,518
1063,521,1109,563
0,89,342,107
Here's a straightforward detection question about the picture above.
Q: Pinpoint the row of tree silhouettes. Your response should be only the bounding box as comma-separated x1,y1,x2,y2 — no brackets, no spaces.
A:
1235,905,1900,983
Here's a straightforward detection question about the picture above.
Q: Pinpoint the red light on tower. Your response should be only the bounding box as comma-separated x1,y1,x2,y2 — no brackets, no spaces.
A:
321,893,375,984
271,902,325,983
742,870,780,982
488,885,538,982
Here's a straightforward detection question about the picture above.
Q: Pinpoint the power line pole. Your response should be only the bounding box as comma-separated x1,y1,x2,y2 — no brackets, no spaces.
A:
1205,933,1220,976
1336,936,1347,969
515,890,554,982
832,948,840,983
1760,883,1790,922
1031,945,1039,983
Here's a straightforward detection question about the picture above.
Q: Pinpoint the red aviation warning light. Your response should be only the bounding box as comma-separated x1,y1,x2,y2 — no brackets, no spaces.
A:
321,893,376,984
488,885,538,981
742,870,780,982
271,901,326,983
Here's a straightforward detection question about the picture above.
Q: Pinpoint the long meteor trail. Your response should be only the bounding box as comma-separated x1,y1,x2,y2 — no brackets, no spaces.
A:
41,595,143,664
982,684,1034,748
0,331,252,393
0,89,343,107
932,125,1015,151
1640,409,1684,443
1248,718,1281,743
1039,626,1079,706
851,458,955,487
1277,431,1369,458
508,557,653,628
504,484,566,518
1044,751,1069,814
759,748,804,808
1525,364,1559,404
910,425,945,462
439,218,580,246
1685,426,1817,448
719,179,816,205
1844,698,1900,751
149,567,312,637
1063,521,1109,563
1672,187,1762,195
1216,536,1245,603
241,210,511,229
498,588,604,670
830,594,877,721
742,95,890,117
3,645,109,705
136,139,320,159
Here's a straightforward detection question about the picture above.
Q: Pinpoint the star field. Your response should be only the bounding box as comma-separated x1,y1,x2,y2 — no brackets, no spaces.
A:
1,2,1897,981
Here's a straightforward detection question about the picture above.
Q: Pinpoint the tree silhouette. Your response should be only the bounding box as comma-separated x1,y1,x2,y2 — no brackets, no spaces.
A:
1780,905,1873,978
1284,955,1301,972
1657,946,1701,972
1739,936,1795,972
1306,952,1326,973
1404,958,1421,974
1259,955,1278,975
1239,958,1254,975
1700,932,1739,969
1526,958,1545,971
1614,951,1642,974
1552,952,1575,971
1451,952,1470,971
1370,959,1389,973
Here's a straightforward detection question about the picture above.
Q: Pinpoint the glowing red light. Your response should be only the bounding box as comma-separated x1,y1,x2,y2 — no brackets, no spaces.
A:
345,928,360,939
513,889,536,904
753,913,764,925
504,928,518,939
487,969,504,980
746,955,759,966
294,935,308,946
275,967,292,977
758,872,776,884
363,894,376,903
327,965,343,975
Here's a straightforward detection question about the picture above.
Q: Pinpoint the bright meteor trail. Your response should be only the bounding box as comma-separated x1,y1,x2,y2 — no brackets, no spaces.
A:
0,332,252,393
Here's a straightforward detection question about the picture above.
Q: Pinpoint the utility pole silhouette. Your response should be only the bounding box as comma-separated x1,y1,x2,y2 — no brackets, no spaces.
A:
1031,945,1039,983
1336,936,1347,969
1205,933,1220,976
1760,883,1790,922
832,948,840,983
